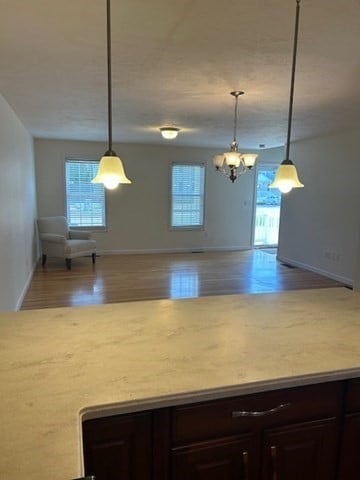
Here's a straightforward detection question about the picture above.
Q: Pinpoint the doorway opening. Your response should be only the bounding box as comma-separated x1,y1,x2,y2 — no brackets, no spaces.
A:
253,165,281,247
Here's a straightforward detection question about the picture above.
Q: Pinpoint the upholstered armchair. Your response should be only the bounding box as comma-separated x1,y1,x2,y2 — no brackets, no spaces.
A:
37,216,96,270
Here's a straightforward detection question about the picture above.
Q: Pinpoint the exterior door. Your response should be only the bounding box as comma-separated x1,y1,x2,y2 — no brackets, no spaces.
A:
253,165,281,247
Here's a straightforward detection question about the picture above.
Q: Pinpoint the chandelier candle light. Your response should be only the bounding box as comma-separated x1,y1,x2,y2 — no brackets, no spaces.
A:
270,0,304,194
92,0,132,190
213,91,258,183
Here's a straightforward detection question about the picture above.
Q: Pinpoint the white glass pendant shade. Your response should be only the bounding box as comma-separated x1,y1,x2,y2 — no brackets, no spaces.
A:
160,127,180,140
269,1,305,194
269,162,304,194
241,153,258,168
213,154,225,168
92,155,132,190
224,151,241,167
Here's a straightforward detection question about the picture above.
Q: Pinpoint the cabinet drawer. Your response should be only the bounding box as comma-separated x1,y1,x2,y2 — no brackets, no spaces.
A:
172,382,343,444
345,378,360,412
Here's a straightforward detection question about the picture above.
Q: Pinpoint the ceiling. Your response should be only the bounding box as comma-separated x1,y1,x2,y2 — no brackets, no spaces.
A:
0,0,359,150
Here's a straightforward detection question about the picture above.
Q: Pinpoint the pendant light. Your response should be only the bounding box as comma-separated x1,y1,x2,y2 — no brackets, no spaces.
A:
270,0,304,194
213,91,258,183
92,0,132,190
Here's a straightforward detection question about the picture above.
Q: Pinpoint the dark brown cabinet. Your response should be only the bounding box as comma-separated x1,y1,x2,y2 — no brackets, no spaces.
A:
172,435,259,480
83,411,152,480
262,419,338,480
338,379,360,479
82,380,358,480
171,382,342,480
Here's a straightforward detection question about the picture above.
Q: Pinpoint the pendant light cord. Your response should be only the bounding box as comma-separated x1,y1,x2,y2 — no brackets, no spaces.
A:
233,94,239,144
285,0,300,161
106,0,113,153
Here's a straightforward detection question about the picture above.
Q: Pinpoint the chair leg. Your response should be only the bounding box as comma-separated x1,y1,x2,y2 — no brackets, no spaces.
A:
92,253,96,264
65,258,72,270
41,254,47,266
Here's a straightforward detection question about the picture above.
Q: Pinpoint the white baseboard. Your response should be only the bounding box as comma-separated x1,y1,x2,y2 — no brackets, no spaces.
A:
15,260,39,311
277,255,353,287
96,246,251,255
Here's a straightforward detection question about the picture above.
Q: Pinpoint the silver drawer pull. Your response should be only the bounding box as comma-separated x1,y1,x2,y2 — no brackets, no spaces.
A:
232,402,291,418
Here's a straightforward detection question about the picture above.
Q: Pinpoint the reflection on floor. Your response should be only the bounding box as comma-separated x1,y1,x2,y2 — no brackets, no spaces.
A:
21,249,345,310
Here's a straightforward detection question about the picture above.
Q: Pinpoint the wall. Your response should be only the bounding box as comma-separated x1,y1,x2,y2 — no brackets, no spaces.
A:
34,132,360,289
276,129,360,287
35,139,269,253
0,94,38,311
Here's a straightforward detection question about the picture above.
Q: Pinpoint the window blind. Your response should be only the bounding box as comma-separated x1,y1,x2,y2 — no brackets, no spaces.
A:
171,164,205,228
65,160,106,227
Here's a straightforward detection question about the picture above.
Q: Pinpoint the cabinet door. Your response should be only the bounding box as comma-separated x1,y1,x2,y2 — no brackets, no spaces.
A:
338,413,360,480
262,418,338,480
172,434,259,480
82,412,152,480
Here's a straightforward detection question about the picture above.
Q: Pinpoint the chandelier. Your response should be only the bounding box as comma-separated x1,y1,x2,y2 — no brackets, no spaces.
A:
270,0,304,194
213,91,258,183
92,0,132,190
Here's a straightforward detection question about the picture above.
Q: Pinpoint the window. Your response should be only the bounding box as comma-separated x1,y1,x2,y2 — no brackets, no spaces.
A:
65,159,106,228
171,163,205,228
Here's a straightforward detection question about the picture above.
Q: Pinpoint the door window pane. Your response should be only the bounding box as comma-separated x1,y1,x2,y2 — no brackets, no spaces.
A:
254,166,281,246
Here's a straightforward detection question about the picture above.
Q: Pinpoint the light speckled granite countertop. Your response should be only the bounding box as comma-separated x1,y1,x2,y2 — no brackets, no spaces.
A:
1,287,360,480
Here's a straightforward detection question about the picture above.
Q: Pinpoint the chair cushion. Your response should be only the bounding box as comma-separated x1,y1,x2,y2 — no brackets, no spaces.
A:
64,239,96,257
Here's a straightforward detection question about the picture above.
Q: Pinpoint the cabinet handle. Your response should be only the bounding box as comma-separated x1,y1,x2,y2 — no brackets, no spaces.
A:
271,445,277,480
232,402,291,418
242,451,249,480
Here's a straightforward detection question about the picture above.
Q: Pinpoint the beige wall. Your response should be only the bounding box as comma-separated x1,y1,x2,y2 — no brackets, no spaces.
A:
34,130,360,288
35,139,268,253
276,129,360,287
0,94,38,311
0,109,357,311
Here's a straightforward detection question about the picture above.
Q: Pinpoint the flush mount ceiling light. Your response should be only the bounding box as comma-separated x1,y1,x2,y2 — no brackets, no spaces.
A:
213,91,258,183
92,0,132,191
160,127,180,140
270,0,304,194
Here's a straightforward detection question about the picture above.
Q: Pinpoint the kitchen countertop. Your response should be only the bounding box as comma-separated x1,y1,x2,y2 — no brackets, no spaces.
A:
1,287,360,480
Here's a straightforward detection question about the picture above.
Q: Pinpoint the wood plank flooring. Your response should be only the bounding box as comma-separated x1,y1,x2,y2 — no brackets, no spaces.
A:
21,249,346,310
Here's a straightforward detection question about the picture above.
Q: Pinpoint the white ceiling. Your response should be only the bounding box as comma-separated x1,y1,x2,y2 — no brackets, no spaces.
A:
0,0,359,150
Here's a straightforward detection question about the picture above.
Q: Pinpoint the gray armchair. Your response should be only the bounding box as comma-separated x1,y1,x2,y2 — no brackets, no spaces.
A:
37,216,96,270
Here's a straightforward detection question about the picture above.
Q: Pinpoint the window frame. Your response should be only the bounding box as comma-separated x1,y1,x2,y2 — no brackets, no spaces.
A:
64,157,107,231
169,162,206,231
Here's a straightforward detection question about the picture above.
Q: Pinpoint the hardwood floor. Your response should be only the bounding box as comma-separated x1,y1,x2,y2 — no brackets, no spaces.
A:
21,249,346,310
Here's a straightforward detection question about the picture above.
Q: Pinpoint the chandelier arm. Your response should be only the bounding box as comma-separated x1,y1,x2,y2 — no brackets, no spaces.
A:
217,162,247,180
285,0,301,161
106,0,113,153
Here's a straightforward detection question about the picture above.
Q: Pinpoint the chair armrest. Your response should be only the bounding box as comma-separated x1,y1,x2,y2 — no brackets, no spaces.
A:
69,229,92,240
40,233,66,244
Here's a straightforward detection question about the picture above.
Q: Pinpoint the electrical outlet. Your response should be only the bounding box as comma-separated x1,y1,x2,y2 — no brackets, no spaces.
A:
324,249,342,262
